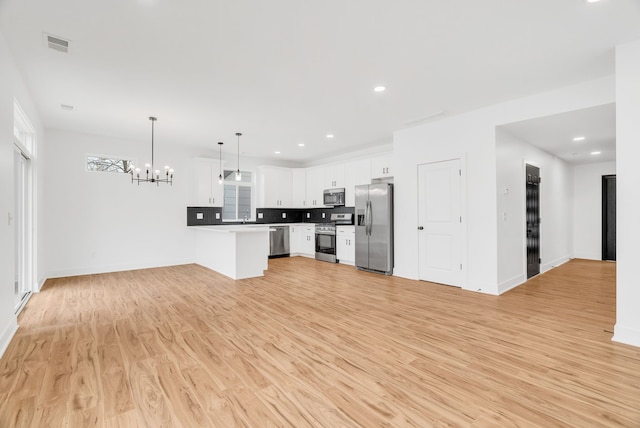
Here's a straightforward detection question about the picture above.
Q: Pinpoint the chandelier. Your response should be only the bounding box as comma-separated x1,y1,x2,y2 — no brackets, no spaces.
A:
131,116,174,185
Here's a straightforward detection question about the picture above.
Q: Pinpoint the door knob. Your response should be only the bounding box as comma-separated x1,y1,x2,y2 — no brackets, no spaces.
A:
418,226,424,230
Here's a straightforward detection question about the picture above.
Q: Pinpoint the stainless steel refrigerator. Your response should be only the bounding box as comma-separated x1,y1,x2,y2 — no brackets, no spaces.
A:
355,183,393,275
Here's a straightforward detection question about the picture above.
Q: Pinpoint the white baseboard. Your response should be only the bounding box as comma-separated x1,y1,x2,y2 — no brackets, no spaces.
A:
464,280,499,295
42,258,194,281
613,324,640,348
0,318,18,360
498,273,526,295
541,256,570,273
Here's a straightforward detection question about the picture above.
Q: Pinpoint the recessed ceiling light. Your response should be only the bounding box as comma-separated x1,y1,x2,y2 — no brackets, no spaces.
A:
573,136,585,142
326,134,334,139
274,151,280,154
591,151,601,155
585,0,601,3
298,143,305,147
374,86,386,92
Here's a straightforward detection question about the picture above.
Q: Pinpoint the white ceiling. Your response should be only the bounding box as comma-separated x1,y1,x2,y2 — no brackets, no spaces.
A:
1,1,639,164
500,103,616,165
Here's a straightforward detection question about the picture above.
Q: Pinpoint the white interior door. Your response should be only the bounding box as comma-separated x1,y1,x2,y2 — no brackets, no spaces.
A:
418,159,464,287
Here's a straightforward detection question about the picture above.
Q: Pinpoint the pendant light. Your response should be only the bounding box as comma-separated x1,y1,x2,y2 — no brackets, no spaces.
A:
217,141,224,184
235,132,242,181
130,116,174,186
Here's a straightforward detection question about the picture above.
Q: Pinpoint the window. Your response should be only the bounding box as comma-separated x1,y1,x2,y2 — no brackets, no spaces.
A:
87,155,134,173
222,169,253,221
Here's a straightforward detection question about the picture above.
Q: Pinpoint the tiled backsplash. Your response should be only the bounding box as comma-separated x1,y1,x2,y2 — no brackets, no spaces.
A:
187,206,355,226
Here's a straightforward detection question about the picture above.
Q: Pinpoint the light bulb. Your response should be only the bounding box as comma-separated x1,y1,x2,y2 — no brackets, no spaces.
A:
235,170,242,181
218,174,223,184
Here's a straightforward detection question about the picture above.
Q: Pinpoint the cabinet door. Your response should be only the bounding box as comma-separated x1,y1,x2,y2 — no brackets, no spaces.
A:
305,168,324,207
337,227,355,264
292,169,307,208
344,159,371,207
371,155,393,179
289,225,302,254
302,226,316,255
193,158,213,205
278,168,293,208
336,231,349,262
257,166,292,208
325,164,345,188
192,158,223,206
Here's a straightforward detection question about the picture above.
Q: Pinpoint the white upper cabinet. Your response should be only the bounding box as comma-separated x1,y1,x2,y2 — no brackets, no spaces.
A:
324,164,345,189
344,159,371,206
257,166,293,208
305,167,324,207
292,168,307,208
191,157,225,206
371,154,393,179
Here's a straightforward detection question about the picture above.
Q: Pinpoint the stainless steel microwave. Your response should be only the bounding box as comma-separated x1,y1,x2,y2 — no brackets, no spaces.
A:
323,188,345,206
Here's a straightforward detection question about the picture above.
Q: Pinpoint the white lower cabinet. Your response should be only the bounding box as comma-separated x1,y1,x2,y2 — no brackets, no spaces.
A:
289,225,302,255
336,226,355,265
289,224,315,257
301,225,315,257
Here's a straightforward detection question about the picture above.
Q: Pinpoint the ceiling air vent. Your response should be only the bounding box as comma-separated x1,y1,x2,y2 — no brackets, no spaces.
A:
43,33,71,54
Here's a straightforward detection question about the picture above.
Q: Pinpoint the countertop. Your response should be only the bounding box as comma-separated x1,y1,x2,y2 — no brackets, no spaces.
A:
191,225,275,233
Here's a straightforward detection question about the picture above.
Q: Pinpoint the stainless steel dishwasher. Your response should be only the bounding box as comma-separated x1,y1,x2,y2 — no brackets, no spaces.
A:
269,226,290,258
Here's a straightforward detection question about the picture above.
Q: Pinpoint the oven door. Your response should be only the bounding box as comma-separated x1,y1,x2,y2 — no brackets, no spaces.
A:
315,231,337,263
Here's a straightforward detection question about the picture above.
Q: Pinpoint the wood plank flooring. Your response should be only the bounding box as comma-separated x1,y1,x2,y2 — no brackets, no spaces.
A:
1,258,639,427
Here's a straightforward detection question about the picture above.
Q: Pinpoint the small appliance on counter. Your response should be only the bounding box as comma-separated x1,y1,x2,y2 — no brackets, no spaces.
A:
315,213,353,263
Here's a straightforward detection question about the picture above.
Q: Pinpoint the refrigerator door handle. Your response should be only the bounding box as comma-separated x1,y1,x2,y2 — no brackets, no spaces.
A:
366,200,372,236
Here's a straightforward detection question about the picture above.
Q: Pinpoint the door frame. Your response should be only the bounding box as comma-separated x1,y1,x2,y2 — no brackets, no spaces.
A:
601,174,616,261
417,156,468,288
522,160,542,279
13,99,37,313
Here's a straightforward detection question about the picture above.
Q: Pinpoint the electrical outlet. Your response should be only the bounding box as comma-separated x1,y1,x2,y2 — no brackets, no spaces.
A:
215,212,220,220
306,213,310,218
282,213,287,218
258,212,264,219
196,212,204,220
322,212,325,219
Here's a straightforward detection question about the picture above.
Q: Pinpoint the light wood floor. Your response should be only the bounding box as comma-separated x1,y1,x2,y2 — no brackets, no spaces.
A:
1,258,639,427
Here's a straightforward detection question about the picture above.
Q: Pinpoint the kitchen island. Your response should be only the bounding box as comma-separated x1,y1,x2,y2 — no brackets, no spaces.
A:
192,225,272,280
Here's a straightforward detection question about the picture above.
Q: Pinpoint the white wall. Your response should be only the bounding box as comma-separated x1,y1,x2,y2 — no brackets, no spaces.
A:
614,39,640,347
43,129,196,277
0,32,44,357
495,128,574,293
573,161,616,260
394,76,614,295
42,129,294,278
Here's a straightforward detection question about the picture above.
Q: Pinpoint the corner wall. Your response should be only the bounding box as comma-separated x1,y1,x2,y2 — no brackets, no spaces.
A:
393,76,614,295
573,161,616,260
614,39,640,347
0,32,43,357
495,128,574,293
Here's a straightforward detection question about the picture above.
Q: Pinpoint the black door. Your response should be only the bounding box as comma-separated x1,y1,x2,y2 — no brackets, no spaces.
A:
602,175,616,261
526,164,541,279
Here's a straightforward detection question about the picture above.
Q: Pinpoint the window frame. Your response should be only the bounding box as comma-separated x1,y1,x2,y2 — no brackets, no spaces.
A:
221,169,254,222
86,154,136,174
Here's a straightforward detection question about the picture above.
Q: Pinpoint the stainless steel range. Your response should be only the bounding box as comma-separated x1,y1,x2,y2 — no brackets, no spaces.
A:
315,213,353,263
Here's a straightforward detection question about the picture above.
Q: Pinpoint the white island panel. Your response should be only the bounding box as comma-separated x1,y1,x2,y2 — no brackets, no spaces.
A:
193,226,270,280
